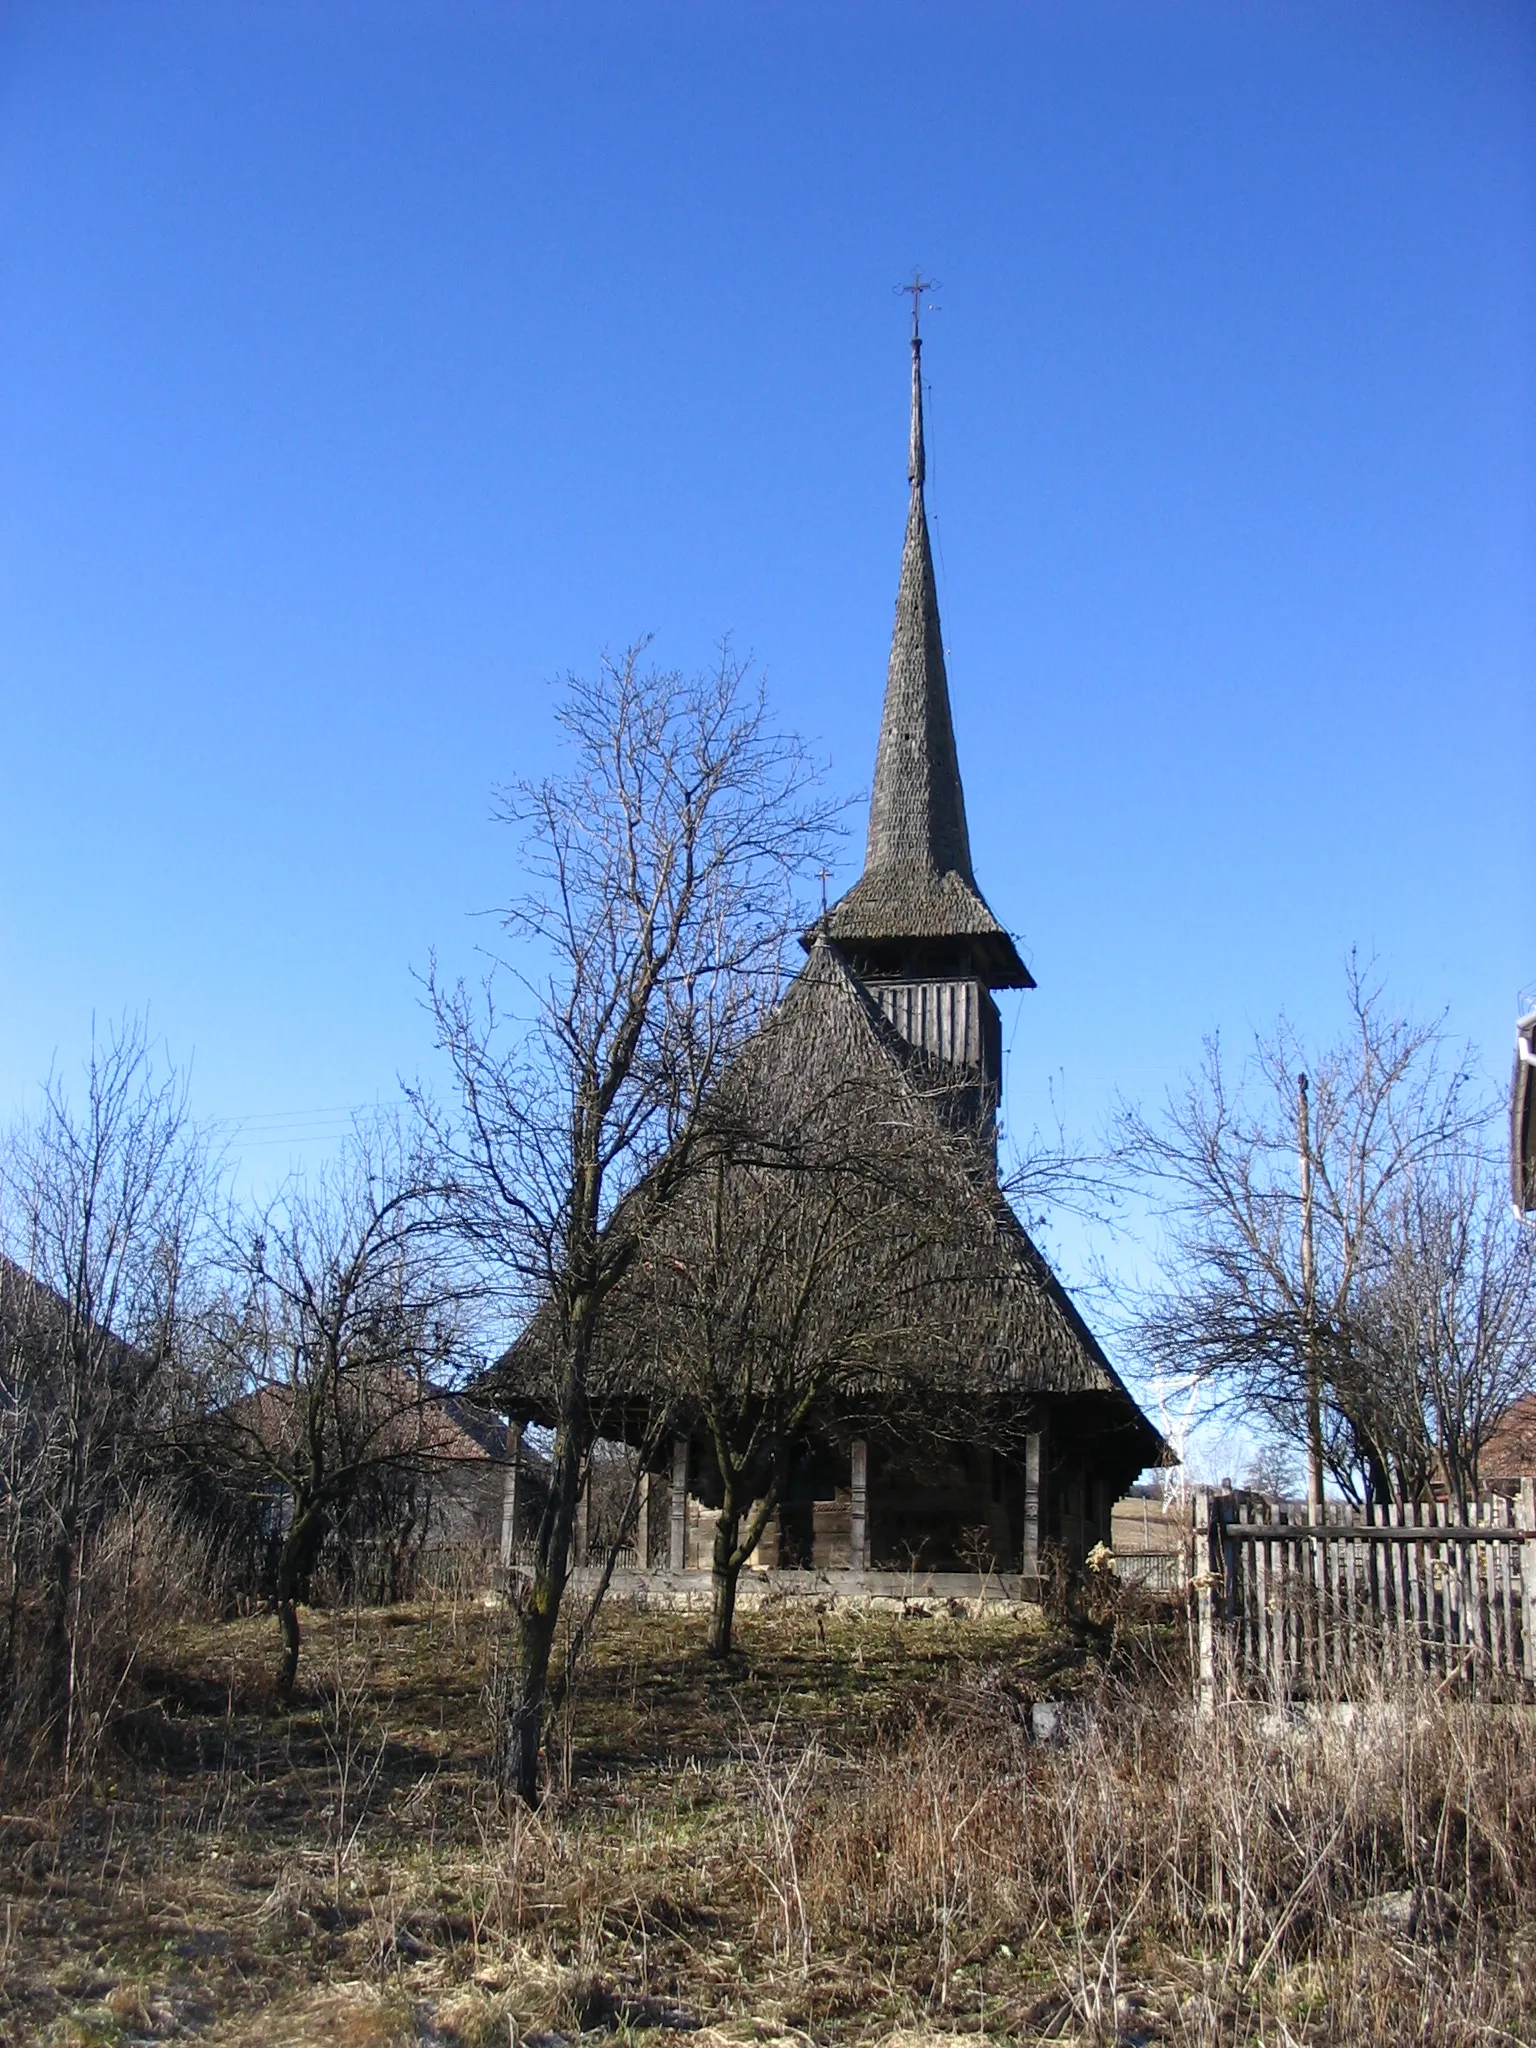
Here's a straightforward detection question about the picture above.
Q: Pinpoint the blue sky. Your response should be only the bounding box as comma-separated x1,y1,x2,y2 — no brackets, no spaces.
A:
2,3,1532,1373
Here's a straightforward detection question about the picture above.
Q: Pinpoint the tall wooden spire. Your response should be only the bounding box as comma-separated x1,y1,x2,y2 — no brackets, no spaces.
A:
821,331,1031,991
861,336,975,888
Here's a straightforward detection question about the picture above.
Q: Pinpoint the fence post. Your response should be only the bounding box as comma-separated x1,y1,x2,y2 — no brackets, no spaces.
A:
1518,1478,1536,1684
1193,1487,1216,1712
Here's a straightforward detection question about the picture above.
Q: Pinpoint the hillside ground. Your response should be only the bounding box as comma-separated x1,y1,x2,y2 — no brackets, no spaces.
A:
1,1590,1531,2047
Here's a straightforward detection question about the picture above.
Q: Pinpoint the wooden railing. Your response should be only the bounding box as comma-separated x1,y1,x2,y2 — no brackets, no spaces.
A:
1113,1548,1187,1596
1190,1481,1536,1707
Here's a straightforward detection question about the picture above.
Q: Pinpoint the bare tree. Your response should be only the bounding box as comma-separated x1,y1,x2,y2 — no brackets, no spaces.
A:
1352,1149,1535,1501
423,644,836,1801
201,1116,457,1695
0,1019,205,1769
1119,958,1499,1504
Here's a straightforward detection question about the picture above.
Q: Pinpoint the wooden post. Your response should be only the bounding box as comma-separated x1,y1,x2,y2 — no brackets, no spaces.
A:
670,1435,689,1573
500,1429,521,1567
1518,1478,1536,1683
1194,1487,1216,1713
1022,1431,1044,1579
849,1439,868,1572
635,1470,651,1571
507,1441,528,1564
1297,1073,1325,1519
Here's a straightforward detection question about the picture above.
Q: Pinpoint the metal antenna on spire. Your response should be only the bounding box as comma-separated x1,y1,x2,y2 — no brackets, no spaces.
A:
896,269,940,341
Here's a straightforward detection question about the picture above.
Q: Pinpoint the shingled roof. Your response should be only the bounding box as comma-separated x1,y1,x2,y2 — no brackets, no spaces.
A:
774,941,1146,1413
484,938,1159,1463
818,337,1032,990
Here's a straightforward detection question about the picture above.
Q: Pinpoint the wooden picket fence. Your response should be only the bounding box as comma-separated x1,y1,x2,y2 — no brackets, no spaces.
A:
1190,1480,1536,1708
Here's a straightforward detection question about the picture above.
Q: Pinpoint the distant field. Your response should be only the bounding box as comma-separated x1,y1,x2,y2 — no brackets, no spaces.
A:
1,1594,1531,2046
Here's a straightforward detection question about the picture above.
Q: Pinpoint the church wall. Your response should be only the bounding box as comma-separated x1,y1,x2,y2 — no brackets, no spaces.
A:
743,1443,1114,1577
864,1440,1009,1573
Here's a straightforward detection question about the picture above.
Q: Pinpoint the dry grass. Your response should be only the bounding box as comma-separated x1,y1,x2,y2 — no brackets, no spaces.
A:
0,1492,229,1793
0,1587,1532,2046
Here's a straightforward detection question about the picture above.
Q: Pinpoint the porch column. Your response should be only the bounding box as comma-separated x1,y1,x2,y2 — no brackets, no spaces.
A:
1022,1430,1045,1577
500,1430,521,1567
575,1458,590,1566
635,1469,651,1570
670,1434,689,1572
849,1439,869,1571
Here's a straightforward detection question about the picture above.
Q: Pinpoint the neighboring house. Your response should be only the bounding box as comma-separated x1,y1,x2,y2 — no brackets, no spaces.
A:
1478,1393,1536,1492
0,1250,148,1404
214,1376,531,1591
489,334,1161,1583
0,1250,153,1512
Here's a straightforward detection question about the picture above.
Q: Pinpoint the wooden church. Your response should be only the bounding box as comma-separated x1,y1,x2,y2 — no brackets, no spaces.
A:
503,329,1161,1591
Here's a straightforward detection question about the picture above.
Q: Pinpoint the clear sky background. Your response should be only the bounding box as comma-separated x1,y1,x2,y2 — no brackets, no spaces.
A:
2,2,1533,1411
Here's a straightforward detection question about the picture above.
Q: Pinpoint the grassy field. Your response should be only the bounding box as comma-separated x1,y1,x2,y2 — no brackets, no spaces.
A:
1,1589,1532,2047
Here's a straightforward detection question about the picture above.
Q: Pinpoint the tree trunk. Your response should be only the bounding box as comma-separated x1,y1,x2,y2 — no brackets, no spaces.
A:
40,1519,77,1761
708,1503,743,1658
504,1416,584,1806
276,1593,302,1698
40,1414,89,1760
273,1503,327,1699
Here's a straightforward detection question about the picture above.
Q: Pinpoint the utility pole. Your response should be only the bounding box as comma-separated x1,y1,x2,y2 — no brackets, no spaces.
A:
1296,1073,1324,1520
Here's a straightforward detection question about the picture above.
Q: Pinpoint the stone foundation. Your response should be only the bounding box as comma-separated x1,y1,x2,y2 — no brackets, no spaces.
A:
497,1563,1046,1617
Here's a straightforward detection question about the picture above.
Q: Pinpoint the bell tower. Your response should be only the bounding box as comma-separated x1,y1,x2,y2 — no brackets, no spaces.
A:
811,309,1031,1155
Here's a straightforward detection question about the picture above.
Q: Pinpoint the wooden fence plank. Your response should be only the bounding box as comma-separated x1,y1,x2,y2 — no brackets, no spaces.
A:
1507,1490,1523,1679
1284,1500,1300,1691
1404,1502,1423,1674
1444,1500,1464,1666
1482,1503,1501,1675
1261,1499,1277,1687
1344,1507,1359,1671
1520,1479,1536,1684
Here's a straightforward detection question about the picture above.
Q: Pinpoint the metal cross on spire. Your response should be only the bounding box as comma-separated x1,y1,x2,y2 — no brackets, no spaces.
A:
896,269,940,342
